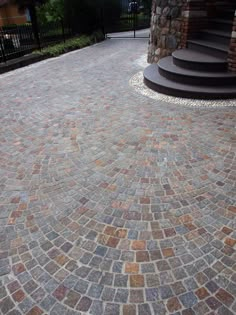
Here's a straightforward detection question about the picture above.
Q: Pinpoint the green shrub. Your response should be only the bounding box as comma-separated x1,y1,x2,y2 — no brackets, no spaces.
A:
34,30,104,57
2,23,32,31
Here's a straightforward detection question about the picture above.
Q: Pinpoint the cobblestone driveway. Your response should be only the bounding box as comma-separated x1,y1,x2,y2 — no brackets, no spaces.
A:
0,34,235,315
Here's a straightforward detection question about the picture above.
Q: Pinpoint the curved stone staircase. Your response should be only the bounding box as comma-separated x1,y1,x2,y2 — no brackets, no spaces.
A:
144,2,236,99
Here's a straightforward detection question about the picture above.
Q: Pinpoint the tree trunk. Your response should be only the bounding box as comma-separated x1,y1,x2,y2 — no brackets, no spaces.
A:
28,4,40,49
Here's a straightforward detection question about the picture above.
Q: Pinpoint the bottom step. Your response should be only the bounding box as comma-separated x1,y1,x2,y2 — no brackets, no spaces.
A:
143,64,236,99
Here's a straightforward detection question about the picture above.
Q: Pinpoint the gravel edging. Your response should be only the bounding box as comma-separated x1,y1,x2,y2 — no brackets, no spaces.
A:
130,71,236,107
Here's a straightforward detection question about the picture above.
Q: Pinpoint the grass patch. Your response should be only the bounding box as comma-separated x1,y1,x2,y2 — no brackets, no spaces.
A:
34,30,105,57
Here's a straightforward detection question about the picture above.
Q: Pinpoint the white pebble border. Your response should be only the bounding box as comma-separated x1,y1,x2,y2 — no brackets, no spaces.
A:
130,71,236,108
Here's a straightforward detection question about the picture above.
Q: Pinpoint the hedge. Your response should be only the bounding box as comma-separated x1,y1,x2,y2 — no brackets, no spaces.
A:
34,30,105,57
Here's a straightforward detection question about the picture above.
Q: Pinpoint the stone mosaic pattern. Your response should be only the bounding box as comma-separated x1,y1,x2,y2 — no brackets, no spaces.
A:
0,35,236,315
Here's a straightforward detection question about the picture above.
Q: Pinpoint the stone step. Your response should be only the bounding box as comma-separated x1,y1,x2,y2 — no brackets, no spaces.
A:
143,64,236,99
187,39,228,58
216,8,235,18
172,49,227,72
158,56,236,86
199,29,232,45
144,0,236,100
208,18,233,32
215,1,236,8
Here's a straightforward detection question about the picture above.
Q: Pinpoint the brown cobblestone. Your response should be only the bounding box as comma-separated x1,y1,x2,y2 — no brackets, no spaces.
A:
224,238,236,247
136,251,150,262
107,237,119,248
115,229,127,238
104,226,116,236
222,227,233,235
123,304,136,315
54,254,69,266
26,306,43,315
12,263,25,275
125,263,139,274
167,297,182,312
7,281,20,293
215,288,234,306
195,287,210,300
12,290,25,302
52,285,68,301
132,241,146,250
130,275,144,287
228,206,236,213
162,248,175,257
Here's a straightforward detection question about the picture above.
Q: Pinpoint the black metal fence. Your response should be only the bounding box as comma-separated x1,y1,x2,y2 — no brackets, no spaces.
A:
0,21,72,63
103,0,151,38
0,1,151,63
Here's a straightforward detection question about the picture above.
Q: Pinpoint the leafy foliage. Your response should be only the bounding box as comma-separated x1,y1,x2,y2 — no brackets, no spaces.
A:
35,30,104,57
37,0,64,24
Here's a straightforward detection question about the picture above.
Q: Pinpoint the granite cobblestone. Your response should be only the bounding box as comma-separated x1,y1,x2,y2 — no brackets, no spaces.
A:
0,30,235,314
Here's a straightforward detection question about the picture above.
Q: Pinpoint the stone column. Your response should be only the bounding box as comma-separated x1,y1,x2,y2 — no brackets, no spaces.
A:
147,0,208,63
181,0,207,48
228,10,236,72
147,0,184,63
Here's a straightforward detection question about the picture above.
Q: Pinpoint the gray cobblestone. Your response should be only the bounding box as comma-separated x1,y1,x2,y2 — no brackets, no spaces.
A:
0,30,235,315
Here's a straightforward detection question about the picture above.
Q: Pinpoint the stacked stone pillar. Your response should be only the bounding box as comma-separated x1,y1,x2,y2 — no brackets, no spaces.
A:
148,0,208,63
228,10,236,72
147,0,184,63
148,0,236,71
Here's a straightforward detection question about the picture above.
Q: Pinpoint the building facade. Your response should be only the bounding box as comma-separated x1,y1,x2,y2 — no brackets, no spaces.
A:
0,1,27,27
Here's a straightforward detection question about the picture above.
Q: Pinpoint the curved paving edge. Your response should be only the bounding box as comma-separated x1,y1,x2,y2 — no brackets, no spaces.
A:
130,71,236,107
0,36,235,315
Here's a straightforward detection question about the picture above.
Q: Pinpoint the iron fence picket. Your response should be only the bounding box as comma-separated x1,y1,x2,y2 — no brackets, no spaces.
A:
0,26,37,62
0,35,6,63
103,0,151,38
0,21,73,63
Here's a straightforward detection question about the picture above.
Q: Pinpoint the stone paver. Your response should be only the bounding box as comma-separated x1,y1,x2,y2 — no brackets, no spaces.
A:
0,30,235,314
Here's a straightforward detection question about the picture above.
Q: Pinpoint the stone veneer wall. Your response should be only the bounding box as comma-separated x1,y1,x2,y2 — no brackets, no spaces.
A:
148,0,184,63
148,0,207,63
148,0,236,71
228,10,236,72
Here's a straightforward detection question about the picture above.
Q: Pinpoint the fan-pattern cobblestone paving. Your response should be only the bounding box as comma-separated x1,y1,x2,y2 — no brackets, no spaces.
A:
0,36,235,315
